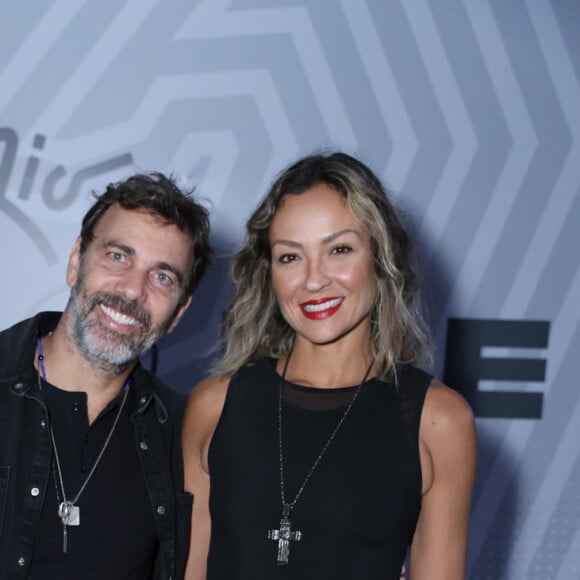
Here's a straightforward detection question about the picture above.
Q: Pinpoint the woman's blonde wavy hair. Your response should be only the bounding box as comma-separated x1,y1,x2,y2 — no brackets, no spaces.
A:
214,152,432,378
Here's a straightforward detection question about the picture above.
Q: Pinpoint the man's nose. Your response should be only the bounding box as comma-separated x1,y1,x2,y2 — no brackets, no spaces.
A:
115,268,147,302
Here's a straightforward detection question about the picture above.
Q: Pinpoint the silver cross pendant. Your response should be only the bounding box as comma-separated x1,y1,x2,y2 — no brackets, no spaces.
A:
267,504,302,565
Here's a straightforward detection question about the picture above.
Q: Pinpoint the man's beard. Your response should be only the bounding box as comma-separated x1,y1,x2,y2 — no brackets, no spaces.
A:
65,277,168,375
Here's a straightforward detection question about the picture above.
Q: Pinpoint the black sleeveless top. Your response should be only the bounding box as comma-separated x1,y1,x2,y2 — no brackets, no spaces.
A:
207,358,430,580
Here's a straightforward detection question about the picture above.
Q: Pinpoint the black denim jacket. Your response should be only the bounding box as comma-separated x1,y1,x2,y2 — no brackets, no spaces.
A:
0,312,192,579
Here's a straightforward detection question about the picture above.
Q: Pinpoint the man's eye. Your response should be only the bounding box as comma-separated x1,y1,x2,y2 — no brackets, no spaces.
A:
110,252,125,262
155,272,173,286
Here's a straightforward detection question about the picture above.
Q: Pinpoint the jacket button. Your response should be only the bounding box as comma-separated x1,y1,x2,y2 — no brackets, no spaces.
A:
157,505,166,515
30,487,40,496
14,382,26,393
18,557,25,566
40,420,46,428
139,441,149,451
140,396,147,405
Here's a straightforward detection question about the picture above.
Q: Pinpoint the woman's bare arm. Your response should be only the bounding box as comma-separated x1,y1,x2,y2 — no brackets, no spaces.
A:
182,376,229,580
409,380,477,579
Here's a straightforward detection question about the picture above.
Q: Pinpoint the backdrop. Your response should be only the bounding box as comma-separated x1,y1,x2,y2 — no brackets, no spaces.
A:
1,1,579,578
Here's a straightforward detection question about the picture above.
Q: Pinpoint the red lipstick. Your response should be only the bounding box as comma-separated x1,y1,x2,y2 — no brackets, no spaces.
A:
299,297,343,320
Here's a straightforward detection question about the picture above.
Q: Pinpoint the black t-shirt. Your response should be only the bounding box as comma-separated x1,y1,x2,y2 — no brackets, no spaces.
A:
207,358,430,580
28,379,158,579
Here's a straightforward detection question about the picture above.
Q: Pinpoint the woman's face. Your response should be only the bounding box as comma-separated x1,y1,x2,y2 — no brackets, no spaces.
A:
269,183,376,348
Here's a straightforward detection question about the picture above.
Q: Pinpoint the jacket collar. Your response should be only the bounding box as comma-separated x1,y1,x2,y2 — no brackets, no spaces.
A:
0,311,61,388
3,312,168,422
131,364,169,423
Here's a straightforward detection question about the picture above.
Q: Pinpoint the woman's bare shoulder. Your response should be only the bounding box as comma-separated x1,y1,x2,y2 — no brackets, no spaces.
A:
420,379,477,475
189,375,230,403
184,375,231,434
420,379,477,487
422,378,475,435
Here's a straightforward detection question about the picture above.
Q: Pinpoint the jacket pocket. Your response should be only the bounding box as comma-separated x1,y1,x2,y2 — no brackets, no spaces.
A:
175,491,193,578
0,466,10,539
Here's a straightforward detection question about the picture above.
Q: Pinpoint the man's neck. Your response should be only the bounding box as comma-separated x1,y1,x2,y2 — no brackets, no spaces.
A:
37,327,134,424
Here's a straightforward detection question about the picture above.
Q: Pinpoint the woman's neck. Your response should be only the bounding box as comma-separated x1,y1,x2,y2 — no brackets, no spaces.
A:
278,338,375,389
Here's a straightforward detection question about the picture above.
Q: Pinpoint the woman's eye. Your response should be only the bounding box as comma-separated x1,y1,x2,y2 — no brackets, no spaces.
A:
278,253,297,264
332,245,352,255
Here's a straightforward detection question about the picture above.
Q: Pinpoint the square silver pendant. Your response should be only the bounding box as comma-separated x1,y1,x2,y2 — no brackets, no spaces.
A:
68,506,80,526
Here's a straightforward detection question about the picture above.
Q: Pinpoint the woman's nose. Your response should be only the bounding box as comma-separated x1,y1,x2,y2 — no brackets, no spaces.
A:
303,258,331,292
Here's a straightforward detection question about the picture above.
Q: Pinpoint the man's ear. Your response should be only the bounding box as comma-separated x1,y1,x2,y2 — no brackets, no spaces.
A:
66,237,83,288
166,294,193,334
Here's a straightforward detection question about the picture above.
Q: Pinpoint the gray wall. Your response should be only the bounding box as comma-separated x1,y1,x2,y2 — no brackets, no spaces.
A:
1,1,579,577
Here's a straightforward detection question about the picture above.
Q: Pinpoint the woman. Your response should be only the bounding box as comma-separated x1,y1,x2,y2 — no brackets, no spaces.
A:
183,152,476,579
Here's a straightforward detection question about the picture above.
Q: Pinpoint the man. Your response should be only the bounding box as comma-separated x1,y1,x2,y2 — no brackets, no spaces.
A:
0,172,211,579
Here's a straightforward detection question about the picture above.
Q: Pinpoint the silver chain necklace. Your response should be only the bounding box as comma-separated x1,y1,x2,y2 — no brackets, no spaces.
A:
36,336,130,553
267,351,374,565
